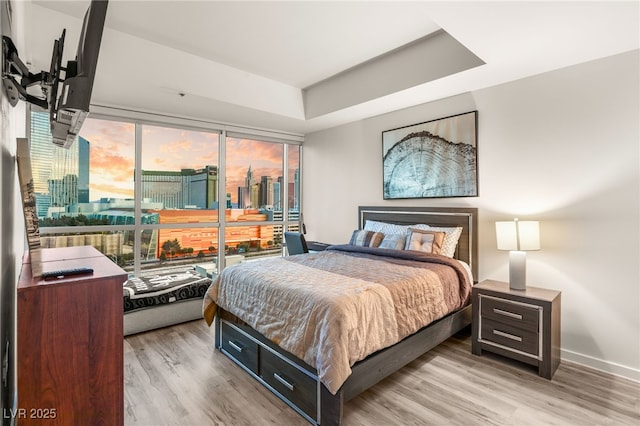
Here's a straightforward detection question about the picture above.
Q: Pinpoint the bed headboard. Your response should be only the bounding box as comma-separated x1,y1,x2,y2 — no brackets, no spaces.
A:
358,206,478,280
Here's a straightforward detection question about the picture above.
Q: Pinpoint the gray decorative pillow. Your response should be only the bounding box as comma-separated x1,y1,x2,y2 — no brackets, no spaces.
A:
349,230,384,248
378,233,405,250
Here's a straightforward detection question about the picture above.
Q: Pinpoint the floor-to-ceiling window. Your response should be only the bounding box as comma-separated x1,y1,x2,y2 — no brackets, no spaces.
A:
29,110,303,279
225,136,287,259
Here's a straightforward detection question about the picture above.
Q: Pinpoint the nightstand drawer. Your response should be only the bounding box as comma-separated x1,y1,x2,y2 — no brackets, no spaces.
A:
221,322,259,374
481,318,539,356
480,294,540,331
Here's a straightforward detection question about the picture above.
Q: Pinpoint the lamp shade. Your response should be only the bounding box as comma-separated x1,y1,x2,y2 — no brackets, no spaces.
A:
496,219,540,251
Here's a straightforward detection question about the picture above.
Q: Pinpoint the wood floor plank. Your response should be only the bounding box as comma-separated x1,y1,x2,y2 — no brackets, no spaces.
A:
124,320,640,426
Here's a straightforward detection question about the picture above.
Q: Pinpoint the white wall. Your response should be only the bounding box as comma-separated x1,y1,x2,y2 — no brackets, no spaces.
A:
1,0,28,414
303,50,640,380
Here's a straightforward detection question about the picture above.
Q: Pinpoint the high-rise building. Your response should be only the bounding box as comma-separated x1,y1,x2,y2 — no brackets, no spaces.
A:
141,171,183,209
185,165,218,209
293,168,300,211
245,165,254,189
238,187,250,209
29,111,90,217
273,181,281,211
260,176,273,208
48,174,78,207
141,166,218,209
238,167,299,211
77,137,90,202
250,183,260,209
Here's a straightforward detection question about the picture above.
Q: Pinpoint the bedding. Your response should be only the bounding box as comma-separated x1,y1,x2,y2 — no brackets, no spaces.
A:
124,269,211,313
203,244,472,394
363,219,463,258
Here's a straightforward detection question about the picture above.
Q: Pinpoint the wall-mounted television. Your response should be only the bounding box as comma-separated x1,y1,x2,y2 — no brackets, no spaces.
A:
1,0,109,148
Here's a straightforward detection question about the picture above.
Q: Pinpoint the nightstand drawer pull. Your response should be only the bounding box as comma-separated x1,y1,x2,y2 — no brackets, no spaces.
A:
228,340,244,353
493,329,523,342
493,308,523,320
273,372,295,391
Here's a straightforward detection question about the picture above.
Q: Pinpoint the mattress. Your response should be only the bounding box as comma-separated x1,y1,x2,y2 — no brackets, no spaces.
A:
124,268,211,313
124,298,203,336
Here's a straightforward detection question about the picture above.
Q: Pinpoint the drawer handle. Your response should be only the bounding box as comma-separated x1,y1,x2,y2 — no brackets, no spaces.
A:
493,308,523,320
228,340,244,353
493,329,523,342
273,372,295,391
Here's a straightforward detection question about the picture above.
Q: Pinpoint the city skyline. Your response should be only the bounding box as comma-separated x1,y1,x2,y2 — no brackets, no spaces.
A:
79,117,297,203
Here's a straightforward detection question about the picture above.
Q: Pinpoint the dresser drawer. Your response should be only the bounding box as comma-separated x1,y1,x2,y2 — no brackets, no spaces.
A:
221,322,259,374
481,318,539,356
260,348,317,419
480,294,540,331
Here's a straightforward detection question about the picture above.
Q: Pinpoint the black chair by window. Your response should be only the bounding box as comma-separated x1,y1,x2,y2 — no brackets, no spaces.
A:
284,232,309,255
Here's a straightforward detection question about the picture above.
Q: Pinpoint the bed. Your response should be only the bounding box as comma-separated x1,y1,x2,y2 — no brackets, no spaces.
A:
123,268,211,335
203,206,477,425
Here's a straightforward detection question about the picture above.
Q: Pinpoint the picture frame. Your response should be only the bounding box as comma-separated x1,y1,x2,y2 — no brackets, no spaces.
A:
17,138,43,277
382,111,478,199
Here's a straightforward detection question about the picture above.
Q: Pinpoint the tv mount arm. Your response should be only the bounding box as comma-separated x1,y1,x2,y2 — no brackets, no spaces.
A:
1,33,63,110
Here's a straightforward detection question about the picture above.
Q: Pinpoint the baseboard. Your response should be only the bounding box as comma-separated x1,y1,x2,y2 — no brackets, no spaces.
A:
561,349,640,382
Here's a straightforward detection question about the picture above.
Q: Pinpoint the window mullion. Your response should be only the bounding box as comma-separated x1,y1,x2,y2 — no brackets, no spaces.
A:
133,123,143,276
218,130,227,269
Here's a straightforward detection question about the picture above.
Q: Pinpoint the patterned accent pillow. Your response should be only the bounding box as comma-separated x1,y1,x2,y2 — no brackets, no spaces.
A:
349,230,384,248
405,228,446,254
363,220,408,235
378,233,406,250
410,224,463,258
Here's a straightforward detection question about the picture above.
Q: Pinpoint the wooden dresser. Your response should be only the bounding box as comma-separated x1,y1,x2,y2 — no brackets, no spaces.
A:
17,246,126,425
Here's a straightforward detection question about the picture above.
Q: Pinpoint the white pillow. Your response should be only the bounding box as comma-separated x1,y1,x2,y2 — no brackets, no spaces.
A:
363,220,408,235
410,224,463,258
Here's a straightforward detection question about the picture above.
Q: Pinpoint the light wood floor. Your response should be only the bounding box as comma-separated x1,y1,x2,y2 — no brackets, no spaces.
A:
124,320,640,425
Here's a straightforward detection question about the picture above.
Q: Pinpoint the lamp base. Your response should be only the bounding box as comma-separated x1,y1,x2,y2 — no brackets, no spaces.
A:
509,251,527,290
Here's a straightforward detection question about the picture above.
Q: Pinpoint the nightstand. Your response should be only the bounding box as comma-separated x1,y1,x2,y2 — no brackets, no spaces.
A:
306,241,331,252
472,279,561,379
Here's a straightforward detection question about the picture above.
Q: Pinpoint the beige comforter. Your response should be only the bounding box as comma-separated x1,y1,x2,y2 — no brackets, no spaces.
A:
203,245,471,394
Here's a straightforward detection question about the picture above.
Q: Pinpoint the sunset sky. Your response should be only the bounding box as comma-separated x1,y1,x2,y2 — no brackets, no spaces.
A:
79,118,298,203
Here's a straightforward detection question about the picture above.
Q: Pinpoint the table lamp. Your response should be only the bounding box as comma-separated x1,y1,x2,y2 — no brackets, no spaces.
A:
496,219,540,290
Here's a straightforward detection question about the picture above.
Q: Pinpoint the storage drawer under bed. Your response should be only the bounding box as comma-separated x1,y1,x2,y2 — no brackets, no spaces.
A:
260,348,318,420
220,321,259,374
218,319,320,424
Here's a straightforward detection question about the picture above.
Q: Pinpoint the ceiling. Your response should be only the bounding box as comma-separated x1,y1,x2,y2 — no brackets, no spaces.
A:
22,1,640,135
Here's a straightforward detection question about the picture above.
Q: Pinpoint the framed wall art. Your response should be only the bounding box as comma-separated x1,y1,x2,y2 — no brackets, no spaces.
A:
382,111,478,199
16,138,43,277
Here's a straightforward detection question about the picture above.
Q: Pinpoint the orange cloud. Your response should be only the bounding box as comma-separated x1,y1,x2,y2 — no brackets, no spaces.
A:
90,145,134,183
89,182,134,198
80,121,295,203
142,128,218,171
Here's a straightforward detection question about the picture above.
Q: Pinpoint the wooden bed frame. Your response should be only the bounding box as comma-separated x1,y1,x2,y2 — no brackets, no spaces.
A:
214,206,478,425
